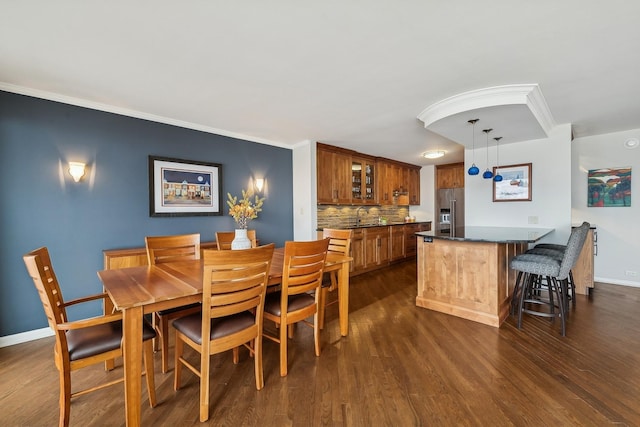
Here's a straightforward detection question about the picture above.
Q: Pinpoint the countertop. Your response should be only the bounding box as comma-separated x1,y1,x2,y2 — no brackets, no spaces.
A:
415,226,554,244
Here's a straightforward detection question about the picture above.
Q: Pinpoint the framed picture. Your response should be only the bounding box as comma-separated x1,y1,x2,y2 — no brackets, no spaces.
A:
493,163,532,202
588,167,631,207
149,156,223,217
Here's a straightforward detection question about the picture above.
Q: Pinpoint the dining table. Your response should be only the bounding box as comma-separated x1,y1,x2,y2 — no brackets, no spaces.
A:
97,247,352,427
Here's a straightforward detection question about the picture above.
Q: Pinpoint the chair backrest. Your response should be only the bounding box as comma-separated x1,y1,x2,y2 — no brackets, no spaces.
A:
281,239,330,298
201,243,275,350
322,228,352,257
558,222,591,279
215,230,257,250
23,247,68,330
145,233,201,265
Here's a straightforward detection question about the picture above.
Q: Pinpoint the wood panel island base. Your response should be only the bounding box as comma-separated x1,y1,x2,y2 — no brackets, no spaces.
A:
415,227,554,328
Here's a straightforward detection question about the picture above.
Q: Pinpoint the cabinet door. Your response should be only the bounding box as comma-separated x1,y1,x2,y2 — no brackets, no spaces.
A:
351,230,365,272
390,226,405,261
364,229,379,268
317,148,352,204
408,168,421,205
378,230,390,265
333,152,352,204
436,163,464,189
317,148,335,203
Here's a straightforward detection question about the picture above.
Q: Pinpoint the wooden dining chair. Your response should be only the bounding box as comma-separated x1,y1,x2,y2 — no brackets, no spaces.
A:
263,239,330,376
318,228,352,329
215,230,257,250
145,233,202,373
23,247,156,427
172,244,274,422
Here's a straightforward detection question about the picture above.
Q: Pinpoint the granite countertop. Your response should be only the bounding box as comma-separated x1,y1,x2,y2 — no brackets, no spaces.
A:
415,226,554,244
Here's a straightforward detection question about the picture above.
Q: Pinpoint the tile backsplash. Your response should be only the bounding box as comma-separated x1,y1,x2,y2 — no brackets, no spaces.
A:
317,205,410,229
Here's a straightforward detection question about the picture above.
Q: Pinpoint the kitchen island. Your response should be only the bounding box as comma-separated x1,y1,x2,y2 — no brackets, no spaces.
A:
415,227,554,327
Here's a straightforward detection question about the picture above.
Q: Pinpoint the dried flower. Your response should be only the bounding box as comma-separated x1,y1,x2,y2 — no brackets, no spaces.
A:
226,189,265,229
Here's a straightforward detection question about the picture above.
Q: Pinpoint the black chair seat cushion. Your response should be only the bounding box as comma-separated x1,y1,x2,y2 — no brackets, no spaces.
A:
263,292,315,316
172,311,255,345
67,319,155,361
157,302,200,317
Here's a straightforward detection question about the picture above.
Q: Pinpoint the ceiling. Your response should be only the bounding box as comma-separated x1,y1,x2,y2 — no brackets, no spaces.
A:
2,1,640,166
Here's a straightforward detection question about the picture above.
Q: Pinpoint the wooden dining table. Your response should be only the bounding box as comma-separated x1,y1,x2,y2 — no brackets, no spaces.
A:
97,247,352,427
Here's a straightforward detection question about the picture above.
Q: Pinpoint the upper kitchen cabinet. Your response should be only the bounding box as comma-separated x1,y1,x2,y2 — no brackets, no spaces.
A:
317,142,420,205
436,162,464,189
317,144,352,204
351,155,377,204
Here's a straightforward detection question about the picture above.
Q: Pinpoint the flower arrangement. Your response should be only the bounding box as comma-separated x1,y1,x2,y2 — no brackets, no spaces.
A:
226,189,265,229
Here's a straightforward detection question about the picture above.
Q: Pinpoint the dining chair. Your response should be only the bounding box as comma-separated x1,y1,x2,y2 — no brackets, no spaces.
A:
263,238,330,376
318,228,352,329
145,233,202,373
172,243,274,422
23,247,156,427
215,230,257,250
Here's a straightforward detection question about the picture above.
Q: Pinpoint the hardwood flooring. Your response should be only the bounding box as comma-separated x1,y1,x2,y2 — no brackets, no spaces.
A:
2,260,640,426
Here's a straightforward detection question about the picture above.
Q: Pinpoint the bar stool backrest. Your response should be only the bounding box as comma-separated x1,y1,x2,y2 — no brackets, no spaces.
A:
558,222,590,280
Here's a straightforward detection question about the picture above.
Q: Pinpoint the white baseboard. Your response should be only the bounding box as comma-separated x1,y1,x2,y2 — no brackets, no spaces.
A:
595,277,640,288
0,327,53,348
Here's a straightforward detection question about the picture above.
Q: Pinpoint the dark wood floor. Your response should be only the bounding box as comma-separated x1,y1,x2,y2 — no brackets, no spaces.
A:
2,260,640,426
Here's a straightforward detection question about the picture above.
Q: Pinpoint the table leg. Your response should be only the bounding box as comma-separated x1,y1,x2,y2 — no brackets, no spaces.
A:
338,263,349,336
122,306,143,427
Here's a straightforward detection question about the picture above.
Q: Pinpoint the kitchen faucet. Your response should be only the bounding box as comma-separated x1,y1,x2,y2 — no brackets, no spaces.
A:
355,207,365,226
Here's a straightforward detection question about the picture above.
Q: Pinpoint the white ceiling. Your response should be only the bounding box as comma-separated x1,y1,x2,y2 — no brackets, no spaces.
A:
2,1,640,166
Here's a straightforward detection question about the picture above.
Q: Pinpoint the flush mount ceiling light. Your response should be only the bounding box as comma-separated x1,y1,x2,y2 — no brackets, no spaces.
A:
624,138,639,149
423,150,445,159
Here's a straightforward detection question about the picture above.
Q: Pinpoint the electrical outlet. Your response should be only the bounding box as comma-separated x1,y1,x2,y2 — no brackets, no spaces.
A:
625,271,638,277
528,216,539,224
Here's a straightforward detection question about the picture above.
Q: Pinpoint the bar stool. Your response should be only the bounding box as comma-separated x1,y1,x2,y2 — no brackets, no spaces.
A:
509,222,590,336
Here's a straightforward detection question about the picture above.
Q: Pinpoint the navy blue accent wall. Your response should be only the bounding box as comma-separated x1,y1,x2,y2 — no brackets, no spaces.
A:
0,91,293,336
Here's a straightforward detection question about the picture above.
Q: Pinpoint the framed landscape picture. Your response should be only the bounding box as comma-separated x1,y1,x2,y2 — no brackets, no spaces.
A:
149,156,223,217
588,167,631,207
493,163,532,202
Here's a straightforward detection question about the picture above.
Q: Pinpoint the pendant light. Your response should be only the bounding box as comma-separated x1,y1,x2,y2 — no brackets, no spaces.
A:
467,119,480,175
482,129,493,179
493,137,503,182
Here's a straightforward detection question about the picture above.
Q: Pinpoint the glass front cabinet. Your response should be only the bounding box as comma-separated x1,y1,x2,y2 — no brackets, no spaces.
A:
351,156,376,204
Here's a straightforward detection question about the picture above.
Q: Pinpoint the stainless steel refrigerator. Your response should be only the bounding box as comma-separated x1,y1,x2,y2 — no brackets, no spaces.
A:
436,188,465,237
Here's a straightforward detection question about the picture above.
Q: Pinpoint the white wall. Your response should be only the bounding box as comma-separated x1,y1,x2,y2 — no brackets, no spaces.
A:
572,129,640,286
409,164,435,222
465,124,573,244
292,140,317,241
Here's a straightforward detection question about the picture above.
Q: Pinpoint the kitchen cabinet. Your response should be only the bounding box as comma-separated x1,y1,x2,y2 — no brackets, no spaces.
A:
390,226,405,261
404,222,431,257
350,228,365,272
364,226,390,267
408,167,421,205
436,162,465,189
317,145,352,204
351,156,377,204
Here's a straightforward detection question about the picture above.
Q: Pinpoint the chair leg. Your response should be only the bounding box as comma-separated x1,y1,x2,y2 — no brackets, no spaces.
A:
279,320,288,377
160,316,170,373
173,334,183,391
59,368,71,427
511,271,523,315
143,340,157,408
313,311,321,357
254,336,264,390
551,278,566,336
152,313,160,352
318,287,327,330
233,347,240,364
199,345,210,422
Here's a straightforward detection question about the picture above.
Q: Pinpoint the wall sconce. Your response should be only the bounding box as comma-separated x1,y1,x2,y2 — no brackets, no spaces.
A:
68,162,86,182
255,178,265,193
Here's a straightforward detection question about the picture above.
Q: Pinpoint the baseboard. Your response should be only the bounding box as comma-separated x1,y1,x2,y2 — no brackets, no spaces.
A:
595,277,640,288
0,327,53,348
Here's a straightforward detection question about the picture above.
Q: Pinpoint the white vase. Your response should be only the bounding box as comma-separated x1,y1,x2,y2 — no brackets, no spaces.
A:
231,228,252,250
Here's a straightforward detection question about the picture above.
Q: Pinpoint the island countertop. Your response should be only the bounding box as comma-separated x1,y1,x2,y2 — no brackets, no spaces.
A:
416,226,554,244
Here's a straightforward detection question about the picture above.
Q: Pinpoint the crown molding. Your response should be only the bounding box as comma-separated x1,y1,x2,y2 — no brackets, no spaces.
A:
0,82,292,150
417,84,556,137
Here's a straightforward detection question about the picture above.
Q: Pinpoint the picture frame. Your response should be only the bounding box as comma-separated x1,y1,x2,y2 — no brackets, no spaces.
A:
493,163,532,202
149,155,223,217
